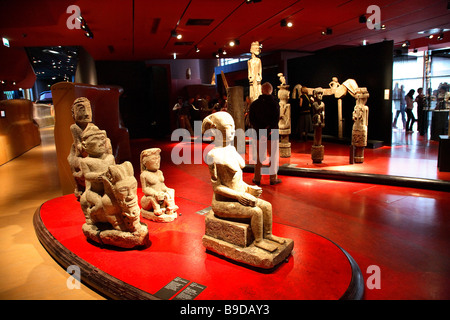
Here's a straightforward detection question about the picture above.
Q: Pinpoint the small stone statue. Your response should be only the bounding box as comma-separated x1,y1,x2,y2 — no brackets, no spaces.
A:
140,148,179,222
79,125,148,248
248,41,262,102
352,88,369,163
67,97,112,199
311,88,325,163
201,111,293,269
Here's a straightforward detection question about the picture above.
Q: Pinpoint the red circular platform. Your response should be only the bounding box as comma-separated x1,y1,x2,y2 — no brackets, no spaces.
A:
34,192,363,300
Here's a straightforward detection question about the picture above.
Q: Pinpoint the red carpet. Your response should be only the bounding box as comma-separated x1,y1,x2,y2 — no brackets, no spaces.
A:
37,191,361,300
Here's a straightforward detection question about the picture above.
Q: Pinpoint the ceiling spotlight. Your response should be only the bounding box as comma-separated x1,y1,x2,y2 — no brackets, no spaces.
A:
428,34,434,39
402,40,410,47
195,46,200,52
280,19,293,28
171,29,182,39
229,39,239,47
322,28,332,35
437,30,444,40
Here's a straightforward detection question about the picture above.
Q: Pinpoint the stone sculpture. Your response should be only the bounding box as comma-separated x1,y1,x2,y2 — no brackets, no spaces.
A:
67,97,112,199
201,111,293,269
352,88,369,163
79,125,148,248
248,41,262,102
140,148,179,222
311,88,325,163
277,73,291,157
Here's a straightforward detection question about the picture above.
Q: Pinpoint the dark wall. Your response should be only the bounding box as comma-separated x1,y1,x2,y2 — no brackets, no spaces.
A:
96,61,170,139
287,41,394,145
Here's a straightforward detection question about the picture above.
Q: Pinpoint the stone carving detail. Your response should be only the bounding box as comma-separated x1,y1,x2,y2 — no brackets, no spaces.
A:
140,148,179,222
201,111,293,269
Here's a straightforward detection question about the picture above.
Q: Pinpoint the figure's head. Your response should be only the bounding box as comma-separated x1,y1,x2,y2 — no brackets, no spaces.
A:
250,41,261,56
140,148,161,172
106,161,139,215
356,87,369,104
313,88,324,101
71,97,92,126
81,125,107,157
202,111,235,145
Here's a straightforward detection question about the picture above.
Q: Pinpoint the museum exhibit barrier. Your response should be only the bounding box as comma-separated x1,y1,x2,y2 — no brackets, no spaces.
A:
51,82,131,195
0,98,41,165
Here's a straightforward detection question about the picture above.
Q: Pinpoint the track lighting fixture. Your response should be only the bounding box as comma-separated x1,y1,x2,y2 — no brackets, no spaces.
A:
402,40,410,47
195,46,200,52
280,19,293,28
246,0,262,3
359,15,367,23
229,39,240,47
321,28,332,35
437,30,444,40
171,29,182,39
76,15,93,39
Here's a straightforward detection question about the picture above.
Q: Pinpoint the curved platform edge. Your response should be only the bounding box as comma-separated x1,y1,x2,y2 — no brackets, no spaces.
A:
33,203,364,300
337,247,365,300
33,205,159,300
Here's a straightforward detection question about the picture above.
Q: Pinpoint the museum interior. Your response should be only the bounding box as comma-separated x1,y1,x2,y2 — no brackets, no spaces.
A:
1,0,450,303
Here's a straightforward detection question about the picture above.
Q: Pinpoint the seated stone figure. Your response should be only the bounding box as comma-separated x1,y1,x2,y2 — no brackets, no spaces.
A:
79,125,148,248
140,148,179,222
201,111,293,269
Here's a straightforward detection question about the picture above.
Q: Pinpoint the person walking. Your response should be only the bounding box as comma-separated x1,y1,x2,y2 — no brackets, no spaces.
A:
405,89,416,133
249,82,281,185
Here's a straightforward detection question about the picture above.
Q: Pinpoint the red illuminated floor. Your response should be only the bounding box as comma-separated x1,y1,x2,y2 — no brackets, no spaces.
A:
34,192,363,300
35,130,450,300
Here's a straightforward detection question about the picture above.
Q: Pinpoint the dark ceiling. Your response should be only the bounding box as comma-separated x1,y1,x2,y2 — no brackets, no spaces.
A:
1,0,450,90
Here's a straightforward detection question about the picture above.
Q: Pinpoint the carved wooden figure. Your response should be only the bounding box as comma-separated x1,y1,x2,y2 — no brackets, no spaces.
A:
352,88,369,163
311,88,325,163
248,41,262,102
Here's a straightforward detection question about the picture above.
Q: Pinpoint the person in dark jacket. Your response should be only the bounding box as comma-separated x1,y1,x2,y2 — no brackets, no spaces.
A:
249,82,281,185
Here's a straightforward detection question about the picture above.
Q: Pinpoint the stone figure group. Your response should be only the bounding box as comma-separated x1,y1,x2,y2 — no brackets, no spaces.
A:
68,97,151,249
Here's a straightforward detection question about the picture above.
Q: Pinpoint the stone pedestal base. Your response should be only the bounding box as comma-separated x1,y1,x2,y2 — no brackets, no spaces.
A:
311,145,324,163
203,211,294,269
353,146,365,163
141,208,178,222
82,222,149,248
279,135,291,158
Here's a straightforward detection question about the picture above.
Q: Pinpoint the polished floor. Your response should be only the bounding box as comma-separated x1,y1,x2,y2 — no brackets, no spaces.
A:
1,125,449,300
